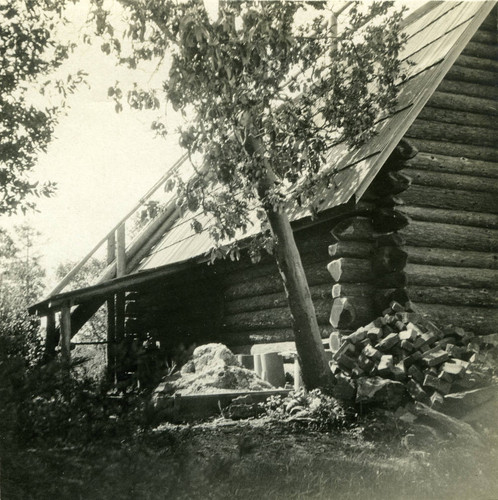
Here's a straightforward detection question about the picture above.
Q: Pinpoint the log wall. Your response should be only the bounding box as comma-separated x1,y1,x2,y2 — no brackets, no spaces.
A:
399,14,498,333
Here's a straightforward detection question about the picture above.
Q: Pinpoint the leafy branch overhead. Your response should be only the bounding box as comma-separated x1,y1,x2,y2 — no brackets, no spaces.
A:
97,1,406,251
0,1,87,215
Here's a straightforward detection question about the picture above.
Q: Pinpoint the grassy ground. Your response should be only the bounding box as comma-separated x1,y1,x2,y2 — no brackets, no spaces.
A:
3,415,498,500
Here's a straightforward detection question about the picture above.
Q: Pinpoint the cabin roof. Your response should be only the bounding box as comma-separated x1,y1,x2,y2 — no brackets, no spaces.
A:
30,1,496,314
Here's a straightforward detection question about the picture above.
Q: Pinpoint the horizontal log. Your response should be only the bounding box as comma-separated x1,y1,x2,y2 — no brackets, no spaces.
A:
371,246,408,274
327,258,372,283
398,206,498,229
222,298,331,331
328,241,373,259
331,216,373,242
418,106,498,130
409,286,498,307
224,283,332,315
453,53,498,73
405,246,498,270
373,288,410,311
445,64,498,87
399,220,498,252
404,152,498,179
405,263,498,289
470,29,495,44
329,296,375,330
372,208,410,232
479,13,496,31
437,79,498,102
407,119,496,148
224,261,331,300
427,91,497,115
221,326,334,347
376,272,407,289
372,233,405,247
428,157,498,193
462,41,498,63
364,171,412,198
331,283,374,299
401,184,498,214
413,303,498,335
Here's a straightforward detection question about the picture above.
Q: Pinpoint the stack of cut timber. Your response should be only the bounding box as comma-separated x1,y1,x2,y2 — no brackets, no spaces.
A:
330,300,493,409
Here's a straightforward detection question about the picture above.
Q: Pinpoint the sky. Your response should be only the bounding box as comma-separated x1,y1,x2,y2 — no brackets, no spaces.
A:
2,0,428,287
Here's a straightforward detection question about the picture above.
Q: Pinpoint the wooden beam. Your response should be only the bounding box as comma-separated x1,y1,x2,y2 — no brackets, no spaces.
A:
43,311,58,362
106,235,116,381
60,305,72,364
116,224,126,278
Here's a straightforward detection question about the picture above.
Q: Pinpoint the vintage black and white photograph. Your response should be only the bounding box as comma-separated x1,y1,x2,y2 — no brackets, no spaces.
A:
1,0,497,498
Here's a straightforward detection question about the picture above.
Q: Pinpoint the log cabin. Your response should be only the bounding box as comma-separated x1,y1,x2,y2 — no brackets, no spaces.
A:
29,2,497,380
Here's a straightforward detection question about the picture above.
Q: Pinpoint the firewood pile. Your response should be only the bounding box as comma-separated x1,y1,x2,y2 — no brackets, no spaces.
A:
329,300,496,409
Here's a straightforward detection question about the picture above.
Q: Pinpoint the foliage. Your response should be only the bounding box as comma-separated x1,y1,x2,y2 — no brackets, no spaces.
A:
97,0,406,250
262,388,349,432
0,0,86,215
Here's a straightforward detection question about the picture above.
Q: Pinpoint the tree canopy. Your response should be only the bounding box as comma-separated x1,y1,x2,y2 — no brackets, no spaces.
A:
0,0,86,216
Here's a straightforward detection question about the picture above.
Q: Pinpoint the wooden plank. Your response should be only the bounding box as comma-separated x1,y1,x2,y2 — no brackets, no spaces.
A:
116,225,126,278
400,220,498,252
405,152,498,178
406,245,498,270
398,205,498,229
60,305,72,364
401,184,498,214
417,106,498,130
427,91,497,115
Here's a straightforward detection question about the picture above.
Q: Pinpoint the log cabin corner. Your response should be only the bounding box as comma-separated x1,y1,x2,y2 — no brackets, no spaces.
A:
29,2,498,383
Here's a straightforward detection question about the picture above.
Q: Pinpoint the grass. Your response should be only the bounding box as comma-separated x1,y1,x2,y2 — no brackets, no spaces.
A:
2,417,498,500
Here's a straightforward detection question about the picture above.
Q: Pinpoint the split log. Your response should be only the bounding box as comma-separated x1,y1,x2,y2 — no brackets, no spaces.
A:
224,261,331,300
401,184,498,214
222,298,331,331
363,171,412,198
405,246,498,270
413,303,498,335
330,217,373,242
437,79,498,101
445,64,498,88
329,296,374,329
405,263,498,289
371,246,408,273
331,283,374,299
398,206,498,229
372,208,410,232
401,167,498,195
399,220,498,253
224,283,331,315
407,119,497,148
427,91,497,116
409,286,498,307
327,258,372,283
328,241,373,259
406,138,498,163
405,152,498,179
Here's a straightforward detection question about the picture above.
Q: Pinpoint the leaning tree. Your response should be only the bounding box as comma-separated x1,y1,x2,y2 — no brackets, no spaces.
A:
95,0,406,389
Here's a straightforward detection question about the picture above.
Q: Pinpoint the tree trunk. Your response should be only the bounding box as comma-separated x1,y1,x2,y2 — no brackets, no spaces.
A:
245,135,333,390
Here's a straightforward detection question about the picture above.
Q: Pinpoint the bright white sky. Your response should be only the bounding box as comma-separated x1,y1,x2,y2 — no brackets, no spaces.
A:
2,0,427,285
